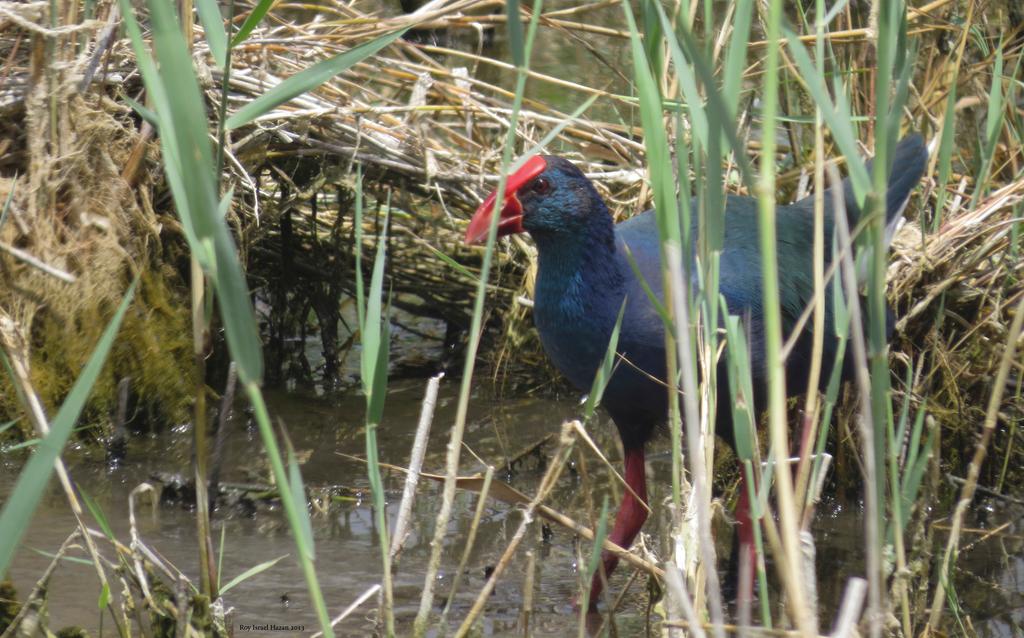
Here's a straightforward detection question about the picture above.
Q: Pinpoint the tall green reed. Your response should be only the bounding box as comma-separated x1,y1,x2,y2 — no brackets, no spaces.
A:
353,178,396,636
577,496,610,629
752,1,818,630
612,0,931,633
413,1,543,634
116,0,333,629
622,0,733,629
116,2,408,634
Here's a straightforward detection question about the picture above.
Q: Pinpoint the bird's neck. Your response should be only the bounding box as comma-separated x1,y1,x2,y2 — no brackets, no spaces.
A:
533,214,624,323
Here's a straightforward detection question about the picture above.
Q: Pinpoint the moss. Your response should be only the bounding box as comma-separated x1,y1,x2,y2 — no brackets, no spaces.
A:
0,268,195,441
140,573,223,638
147,572,178,638
0,81,198,443
0,580,21,633
189,594,214,635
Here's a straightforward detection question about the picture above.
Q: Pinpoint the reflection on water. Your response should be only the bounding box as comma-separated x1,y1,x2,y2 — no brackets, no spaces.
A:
4,378,1022,636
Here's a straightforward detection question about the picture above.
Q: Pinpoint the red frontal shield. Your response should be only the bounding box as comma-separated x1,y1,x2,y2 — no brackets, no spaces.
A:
464,156,548,244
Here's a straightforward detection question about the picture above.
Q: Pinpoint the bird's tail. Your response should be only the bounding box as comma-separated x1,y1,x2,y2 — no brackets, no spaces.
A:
841,133,929,245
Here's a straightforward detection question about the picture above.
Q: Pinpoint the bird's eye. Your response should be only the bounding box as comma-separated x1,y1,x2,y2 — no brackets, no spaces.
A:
531,177,552,195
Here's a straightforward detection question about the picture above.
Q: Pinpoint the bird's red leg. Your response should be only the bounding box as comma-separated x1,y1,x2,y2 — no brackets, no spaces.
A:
736,473,756,606
587,447,648,610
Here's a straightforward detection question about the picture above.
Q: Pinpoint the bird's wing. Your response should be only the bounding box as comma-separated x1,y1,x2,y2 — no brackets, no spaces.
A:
615,209,665,293
616,199,820,343
614,209,668,338
717,196,820,345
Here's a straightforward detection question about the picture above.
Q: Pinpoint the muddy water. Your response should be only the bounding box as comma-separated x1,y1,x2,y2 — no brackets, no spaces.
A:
2,380,644,636
4,378,1023,636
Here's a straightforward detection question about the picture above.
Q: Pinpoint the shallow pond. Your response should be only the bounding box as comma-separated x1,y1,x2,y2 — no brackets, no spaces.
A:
4,377,1022,636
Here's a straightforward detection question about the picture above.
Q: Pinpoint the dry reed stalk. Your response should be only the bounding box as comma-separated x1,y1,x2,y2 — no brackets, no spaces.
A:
389,371,443,561
519,550,536,637
565,441,609,619
0,240,76,282
438,464,495,628
174,573,190,638
311,584,382,638
831,163,882,638
663,564,708,638
128,483,162,612
412,396,468,634
666,240,726,633
570,420,649,515
453,420,578,637
798,530,818,632
792,85,829,522
828,578,867,638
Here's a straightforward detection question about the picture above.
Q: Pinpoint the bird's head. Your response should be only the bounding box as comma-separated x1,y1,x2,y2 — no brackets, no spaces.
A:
464,156,607,245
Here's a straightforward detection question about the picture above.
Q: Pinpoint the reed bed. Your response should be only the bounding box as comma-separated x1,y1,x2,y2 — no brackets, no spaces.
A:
0,0,1022,637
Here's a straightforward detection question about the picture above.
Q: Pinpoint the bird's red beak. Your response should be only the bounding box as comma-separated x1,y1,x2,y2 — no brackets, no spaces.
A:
464,156,547,244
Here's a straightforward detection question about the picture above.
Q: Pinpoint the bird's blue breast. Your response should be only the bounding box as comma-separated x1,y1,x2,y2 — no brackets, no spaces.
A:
532,215,672,447
534,269,618,391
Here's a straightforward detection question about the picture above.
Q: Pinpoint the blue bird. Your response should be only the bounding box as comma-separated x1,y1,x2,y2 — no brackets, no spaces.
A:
465,134,927,609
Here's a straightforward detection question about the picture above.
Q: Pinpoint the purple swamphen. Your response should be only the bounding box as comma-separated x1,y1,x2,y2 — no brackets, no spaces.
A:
465,135,928,608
